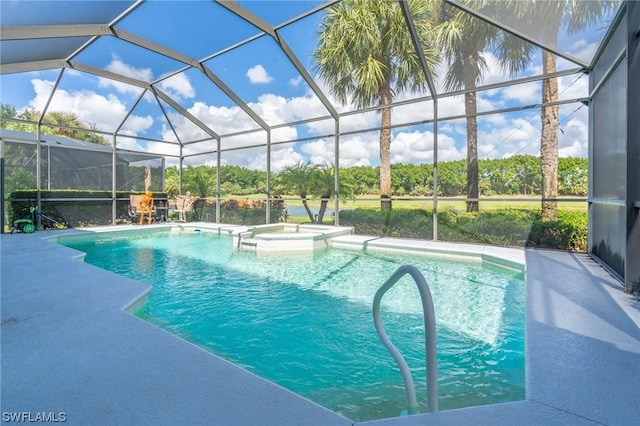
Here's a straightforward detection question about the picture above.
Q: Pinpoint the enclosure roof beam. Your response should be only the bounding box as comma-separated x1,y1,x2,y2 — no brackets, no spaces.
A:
215,0,278,39
152,87,220,141
445,0,589,69
110,29,269,132
399,0,438,101
112,28,201,68
276,35,340,120
153,91,184,147
200,64,270,131
68,61,151,89
1,60,67,75
216,0,339,120
0,24,112,40
275,1,341,29
115,90,147,135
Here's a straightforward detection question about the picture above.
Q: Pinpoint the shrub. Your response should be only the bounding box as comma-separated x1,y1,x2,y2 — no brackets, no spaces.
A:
339,207,587,251
528,211,588,252
219,208,283,225
8,190,168,228
339,208,433,239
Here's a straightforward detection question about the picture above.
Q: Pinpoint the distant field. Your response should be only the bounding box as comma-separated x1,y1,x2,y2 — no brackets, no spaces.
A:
269,196,587,212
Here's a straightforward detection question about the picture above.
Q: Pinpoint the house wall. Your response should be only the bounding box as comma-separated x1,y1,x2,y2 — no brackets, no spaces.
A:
589,6,628,281
626,0,640,292
590,1,640,293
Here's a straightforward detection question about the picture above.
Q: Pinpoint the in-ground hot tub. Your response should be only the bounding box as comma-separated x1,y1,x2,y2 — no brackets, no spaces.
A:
233,223,354,251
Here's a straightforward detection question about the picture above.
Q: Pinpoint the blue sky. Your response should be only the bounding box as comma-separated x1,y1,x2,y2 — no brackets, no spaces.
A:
0,0,619,171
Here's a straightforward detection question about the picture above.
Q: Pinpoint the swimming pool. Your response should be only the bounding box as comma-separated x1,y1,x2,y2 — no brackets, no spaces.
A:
59,228,525,422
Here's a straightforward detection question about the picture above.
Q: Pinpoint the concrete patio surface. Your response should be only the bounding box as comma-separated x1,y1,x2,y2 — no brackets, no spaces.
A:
2,224,639,425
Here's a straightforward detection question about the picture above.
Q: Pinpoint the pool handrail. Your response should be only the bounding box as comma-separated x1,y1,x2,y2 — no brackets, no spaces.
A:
372,264,438,414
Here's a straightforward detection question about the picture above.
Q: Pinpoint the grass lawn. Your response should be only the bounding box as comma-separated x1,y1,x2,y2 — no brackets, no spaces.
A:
230,194,586,210
336,196,586,211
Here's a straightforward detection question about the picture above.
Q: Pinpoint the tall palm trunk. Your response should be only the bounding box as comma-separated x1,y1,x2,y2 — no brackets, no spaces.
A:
464,51,479,212
379,82,393,210
541,50,559,221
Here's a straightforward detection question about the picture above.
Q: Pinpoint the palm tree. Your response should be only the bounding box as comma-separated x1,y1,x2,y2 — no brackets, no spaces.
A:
523,0,616,221
435,1,533,212
192,168,215,199
277,162,317,222
313,0,439,210
183,166,215,199
314,164,356,223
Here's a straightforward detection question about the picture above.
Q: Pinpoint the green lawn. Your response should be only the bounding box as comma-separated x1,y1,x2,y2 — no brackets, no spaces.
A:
264,195,586,210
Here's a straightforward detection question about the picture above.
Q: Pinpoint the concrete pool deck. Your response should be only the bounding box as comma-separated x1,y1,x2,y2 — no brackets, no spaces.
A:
2,223,639,425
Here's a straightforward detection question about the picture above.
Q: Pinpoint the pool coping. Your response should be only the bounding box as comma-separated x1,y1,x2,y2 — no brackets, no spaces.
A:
2,222,639,425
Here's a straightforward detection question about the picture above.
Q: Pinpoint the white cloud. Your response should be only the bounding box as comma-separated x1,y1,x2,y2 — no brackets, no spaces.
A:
105,55,153,80
293,129,464,169
499,81,540,104
122,115,154,134
115,134,182,161
558,111,589,157
247,91,329,127
289,76,303,87
115,135,145,152
99,55,152,96
437,96,467,118
434,50,525,96
29,78,151,133
391,131,463,163
300,139,335,165
569,39,600,63
558,72,589,99
296,135,374,168
251,145,305,172
390,100,434,125
559,139,585,157
478,116,540,159
199,144,304,173
158,73,195,101
338,135,376,167
190,101,258,134
247,64,273,84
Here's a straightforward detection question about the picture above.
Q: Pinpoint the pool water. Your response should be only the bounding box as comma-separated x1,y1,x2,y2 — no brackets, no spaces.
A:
60,229,525,422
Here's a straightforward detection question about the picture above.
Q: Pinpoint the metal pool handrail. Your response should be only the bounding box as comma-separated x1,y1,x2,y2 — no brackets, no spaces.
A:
373,265,438,414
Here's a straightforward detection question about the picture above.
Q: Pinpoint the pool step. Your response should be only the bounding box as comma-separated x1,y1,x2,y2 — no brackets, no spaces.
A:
239,238,259,250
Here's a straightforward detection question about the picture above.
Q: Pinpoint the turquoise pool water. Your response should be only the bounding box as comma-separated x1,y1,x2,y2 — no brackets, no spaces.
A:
60,229,525,422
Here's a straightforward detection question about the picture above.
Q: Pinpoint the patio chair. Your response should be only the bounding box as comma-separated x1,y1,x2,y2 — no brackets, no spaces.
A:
175,192,195,222
128,194,142,224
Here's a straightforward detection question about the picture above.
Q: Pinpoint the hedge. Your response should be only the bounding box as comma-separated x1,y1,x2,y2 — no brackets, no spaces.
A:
339,208,587,252
8,190,285,228
192,201,285,225
8,190,168,228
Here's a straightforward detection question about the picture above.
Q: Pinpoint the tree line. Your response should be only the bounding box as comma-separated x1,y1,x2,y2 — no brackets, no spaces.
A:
171,155,587,200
